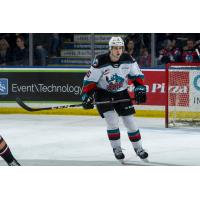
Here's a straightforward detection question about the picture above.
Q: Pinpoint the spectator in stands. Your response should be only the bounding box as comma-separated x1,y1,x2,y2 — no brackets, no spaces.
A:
171,38,182,62
124,39,138,60
33,33,51,66
182,38,198,62
0,34,16,50
0,38,11,66
125,34,143,60
156,33,176,54
157,39,181,65
0,33,28,50
139,47,151,67
50,33,60,57
12,36,29,66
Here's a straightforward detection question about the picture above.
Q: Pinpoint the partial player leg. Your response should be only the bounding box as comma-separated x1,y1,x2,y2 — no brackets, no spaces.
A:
0,135,20,166
104,111,125,161
121,115,148,159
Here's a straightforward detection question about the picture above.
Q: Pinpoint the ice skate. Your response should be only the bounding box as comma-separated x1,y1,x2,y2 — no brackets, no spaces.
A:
113,146,125,163
8,159,21,166
134,148,148,161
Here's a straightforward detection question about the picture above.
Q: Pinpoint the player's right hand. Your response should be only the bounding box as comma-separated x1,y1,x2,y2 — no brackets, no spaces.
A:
82,93,94,109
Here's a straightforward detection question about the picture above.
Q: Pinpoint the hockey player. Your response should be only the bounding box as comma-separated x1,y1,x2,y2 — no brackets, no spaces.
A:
0,135,20,166
81,36,148,162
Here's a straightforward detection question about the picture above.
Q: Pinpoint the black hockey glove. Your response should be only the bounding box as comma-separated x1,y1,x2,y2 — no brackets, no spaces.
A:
134,85,147,104
82,93,94,109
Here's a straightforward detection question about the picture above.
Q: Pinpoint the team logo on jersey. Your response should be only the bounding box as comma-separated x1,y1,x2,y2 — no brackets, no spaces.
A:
0,78,8,95
193,75,200,91
106,73,124,92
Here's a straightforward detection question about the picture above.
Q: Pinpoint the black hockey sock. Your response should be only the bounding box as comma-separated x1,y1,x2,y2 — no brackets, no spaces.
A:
0,137,16,164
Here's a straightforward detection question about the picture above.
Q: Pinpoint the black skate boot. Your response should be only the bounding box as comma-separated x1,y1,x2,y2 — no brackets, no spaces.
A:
113,146,125,161
134,148,148,160
8,159,21,166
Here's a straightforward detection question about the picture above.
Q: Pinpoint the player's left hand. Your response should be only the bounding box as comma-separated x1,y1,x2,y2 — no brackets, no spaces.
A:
134,85,147,104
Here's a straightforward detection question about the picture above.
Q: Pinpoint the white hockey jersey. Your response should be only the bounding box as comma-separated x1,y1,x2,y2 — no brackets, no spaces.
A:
83,53,144,94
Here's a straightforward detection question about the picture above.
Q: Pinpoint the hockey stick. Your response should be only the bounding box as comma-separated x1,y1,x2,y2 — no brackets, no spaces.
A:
16,97,83,112
16,97,135,112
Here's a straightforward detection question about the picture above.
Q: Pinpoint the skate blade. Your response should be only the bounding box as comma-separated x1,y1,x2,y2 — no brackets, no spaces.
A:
141,158,149,163
118,159,125,164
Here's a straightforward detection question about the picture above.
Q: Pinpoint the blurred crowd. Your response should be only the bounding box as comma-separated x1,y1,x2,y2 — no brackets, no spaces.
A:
0,33,71,66
124,33,200,67
0,34,29,66
0,33,200,67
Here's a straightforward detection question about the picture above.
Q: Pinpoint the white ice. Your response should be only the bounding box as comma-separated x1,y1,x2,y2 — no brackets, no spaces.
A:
0,114,200,166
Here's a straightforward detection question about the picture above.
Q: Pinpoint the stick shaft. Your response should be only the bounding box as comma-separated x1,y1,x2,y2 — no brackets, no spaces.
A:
16,97,135,112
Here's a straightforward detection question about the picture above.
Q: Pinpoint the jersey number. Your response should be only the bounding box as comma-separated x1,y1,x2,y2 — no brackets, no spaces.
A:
86,70,91,78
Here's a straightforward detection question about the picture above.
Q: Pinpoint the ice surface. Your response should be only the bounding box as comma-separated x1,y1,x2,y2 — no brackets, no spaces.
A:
0,114,200,166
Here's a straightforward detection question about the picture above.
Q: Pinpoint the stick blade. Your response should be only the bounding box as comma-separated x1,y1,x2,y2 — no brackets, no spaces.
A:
16,98,41,112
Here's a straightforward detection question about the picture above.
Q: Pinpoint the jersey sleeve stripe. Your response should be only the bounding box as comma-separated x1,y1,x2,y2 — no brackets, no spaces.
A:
83,82,97,93
128,74,144,80
134,77,144,85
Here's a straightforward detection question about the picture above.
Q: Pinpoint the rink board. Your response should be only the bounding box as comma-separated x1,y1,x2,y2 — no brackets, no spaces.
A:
1,66,198,118
0,67,166,117
0,107,165,117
